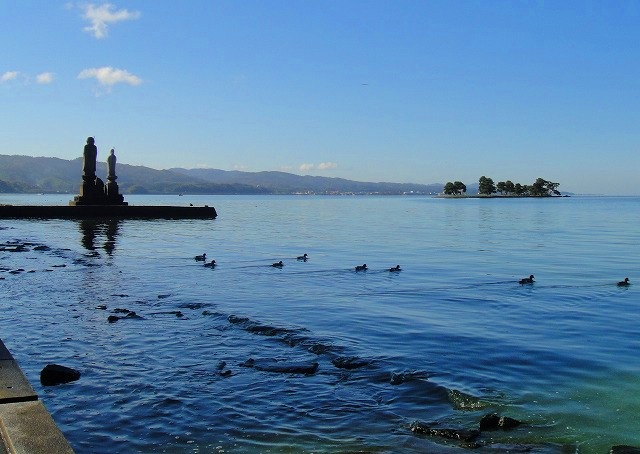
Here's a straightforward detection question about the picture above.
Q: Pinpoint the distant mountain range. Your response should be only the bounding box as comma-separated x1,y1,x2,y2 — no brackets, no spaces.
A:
0,155,444,195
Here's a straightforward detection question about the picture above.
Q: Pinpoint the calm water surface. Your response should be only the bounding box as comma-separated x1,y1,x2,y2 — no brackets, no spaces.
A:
0,194,638,453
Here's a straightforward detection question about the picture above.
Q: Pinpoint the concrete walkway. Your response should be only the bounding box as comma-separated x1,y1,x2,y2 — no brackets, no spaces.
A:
0,341,74,453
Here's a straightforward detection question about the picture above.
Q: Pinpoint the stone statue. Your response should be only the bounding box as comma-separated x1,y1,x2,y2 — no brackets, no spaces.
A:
107,148,117,180
82,137,97,181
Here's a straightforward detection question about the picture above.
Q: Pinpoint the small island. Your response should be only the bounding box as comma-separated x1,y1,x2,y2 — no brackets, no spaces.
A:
0,137,217,219
437,176,564,198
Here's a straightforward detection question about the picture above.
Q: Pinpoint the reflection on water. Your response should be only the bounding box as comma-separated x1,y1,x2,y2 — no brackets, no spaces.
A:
79,219,121,255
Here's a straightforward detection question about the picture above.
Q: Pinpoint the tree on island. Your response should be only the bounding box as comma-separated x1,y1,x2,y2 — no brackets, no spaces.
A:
482,176,560,196
530,178,561,196
478,176,496,195
443,181,467,195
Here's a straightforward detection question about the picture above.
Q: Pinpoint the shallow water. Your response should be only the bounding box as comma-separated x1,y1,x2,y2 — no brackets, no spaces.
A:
0,194,638,453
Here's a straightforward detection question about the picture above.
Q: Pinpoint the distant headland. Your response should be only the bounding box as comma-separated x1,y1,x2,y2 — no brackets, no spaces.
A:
0,138,217,219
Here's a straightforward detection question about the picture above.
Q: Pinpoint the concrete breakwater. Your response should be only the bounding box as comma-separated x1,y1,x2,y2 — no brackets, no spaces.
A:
0,340,74,453
0,204,217,219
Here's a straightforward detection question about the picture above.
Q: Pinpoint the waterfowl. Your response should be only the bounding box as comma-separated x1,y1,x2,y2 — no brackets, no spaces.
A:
618,277,631,286
272,261,284,268
194,253,206,261
204,260,216,268
389,265,401,272
297,253,308,261
519,275,535,285
355,264,368,271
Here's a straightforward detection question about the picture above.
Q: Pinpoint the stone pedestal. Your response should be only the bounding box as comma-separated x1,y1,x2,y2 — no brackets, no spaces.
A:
69,178,127,206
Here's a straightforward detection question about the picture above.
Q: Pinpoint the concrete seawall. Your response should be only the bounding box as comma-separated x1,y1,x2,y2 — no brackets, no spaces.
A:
0,341,74,453
0,205,217,219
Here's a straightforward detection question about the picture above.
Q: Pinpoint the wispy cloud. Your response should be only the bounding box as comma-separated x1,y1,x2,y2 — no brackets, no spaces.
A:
1,71,19,83
79,2,141,39
299,162,338,172
36,72,55,84
317,162,338,170
78,66,142,92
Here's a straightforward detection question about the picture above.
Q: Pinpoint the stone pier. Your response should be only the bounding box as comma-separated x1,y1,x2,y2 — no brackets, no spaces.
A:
0,341,74,453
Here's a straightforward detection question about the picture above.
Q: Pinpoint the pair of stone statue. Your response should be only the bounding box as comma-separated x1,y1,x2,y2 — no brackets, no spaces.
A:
83,137,117,182
70,137,126,206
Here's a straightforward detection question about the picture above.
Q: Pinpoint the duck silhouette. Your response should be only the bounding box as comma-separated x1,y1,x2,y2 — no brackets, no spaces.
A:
389,265,401,272
617,277,630,286
194,253,206,261
519,275,535,285
355,264,367,271
272,261,284,268
204,260,216,268
297,253,308,261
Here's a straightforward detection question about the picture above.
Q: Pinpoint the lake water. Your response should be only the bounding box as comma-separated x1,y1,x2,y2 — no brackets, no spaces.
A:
0,194,638,453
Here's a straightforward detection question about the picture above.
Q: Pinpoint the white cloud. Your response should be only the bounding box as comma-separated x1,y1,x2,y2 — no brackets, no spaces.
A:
1,71,19,83
317,162,338,170
36,72,55,84
299,162,338,172
78,66,142,89
80,3,141,39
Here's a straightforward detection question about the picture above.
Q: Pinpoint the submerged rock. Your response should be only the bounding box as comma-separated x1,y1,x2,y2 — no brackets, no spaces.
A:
40,364,81,386
410,421,480,442
331,356,370,370
479,413,521,430
611,447,640,454
242,358,319,375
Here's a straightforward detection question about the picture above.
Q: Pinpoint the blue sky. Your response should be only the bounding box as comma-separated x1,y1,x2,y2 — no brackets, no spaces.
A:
2,1,639,195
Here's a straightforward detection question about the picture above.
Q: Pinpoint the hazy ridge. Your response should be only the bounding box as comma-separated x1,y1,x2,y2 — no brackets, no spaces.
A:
0,155,442,195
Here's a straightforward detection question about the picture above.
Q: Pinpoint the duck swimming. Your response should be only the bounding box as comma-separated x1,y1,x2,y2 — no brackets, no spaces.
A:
355,264,367,271
519,275,535,285
617,277,631,286
272,261,284,267
297,253,308,261
389,265,401,272
204,260,216,268
194,253,206,261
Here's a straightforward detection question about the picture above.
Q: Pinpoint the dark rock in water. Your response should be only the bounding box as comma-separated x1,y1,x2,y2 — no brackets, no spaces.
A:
308,343,332,355
246,324,288,336
34,245,51,251
245,358,319,375
113,308,132,314
611,447,640,454
331,356,370,370
479,413,521,430
108,315,120,323
228,315,249,324
40,364,81,386
241,358,256,368
410,421,480,442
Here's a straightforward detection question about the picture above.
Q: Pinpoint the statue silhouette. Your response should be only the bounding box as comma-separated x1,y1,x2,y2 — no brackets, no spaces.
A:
83,137,97,181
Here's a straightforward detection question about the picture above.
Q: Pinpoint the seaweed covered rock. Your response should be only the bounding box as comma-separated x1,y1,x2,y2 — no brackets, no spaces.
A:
410,421,480,442
611,447,640,454
479,413,521,430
